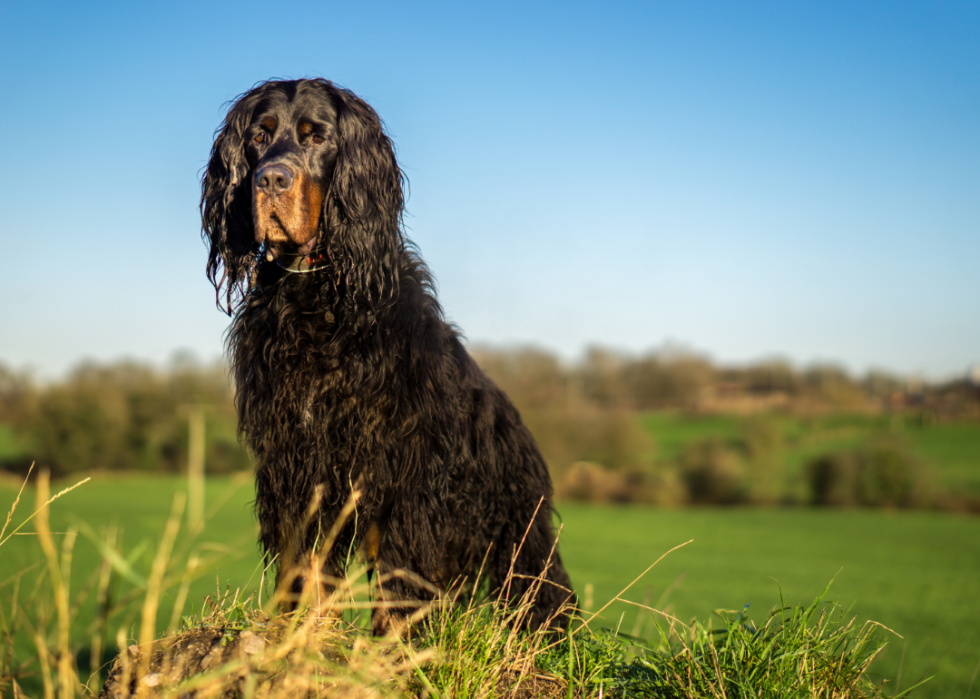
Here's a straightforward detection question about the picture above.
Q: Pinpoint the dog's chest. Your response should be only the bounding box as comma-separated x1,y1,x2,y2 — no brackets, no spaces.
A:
239,340,387,446
232,293,401,465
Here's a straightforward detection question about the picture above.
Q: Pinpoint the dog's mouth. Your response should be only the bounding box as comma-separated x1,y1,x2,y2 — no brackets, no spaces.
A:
255,205,320,250
253,168,325,258
263,236,319,262
261,213,318,258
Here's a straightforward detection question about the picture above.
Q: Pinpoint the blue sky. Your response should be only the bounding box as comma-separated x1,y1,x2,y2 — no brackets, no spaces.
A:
1,0,977,379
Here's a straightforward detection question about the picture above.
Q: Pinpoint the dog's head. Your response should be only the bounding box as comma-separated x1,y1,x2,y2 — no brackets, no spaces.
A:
202,79,404,313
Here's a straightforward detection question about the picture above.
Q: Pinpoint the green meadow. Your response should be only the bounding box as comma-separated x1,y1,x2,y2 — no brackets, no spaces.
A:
2,474,979,697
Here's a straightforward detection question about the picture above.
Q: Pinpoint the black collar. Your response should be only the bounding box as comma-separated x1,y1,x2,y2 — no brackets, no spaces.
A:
269,248,330,274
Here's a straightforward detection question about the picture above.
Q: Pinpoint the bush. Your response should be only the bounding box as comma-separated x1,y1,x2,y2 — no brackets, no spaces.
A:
556,462,633,503
805,439,931,508
679,438,745,504
740,417,785,505
805,452,860,507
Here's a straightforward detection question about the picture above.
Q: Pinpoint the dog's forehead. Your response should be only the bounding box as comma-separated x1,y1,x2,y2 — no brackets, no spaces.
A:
250,84,337,126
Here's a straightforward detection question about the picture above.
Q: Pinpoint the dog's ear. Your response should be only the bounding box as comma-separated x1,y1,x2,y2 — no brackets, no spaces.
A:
201,90,262,314
323,84,406,308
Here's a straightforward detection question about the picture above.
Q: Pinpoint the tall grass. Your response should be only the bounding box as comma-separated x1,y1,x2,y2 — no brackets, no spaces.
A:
2,471,900,699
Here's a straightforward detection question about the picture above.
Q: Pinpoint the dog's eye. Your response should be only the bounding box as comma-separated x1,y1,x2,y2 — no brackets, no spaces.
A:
254,132,267,145
312,135,325,146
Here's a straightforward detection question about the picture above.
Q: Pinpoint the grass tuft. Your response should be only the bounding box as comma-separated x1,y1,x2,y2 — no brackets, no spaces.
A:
537,580,901,699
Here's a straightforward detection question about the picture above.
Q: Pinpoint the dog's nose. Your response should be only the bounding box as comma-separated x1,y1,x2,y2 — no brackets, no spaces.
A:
255,165,294,194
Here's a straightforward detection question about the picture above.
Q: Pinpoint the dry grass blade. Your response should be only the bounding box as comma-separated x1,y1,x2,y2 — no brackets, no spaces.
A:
0,470,91,548
0,462,34,545
135,492,186,699
34,471,78,699
574,539,693,635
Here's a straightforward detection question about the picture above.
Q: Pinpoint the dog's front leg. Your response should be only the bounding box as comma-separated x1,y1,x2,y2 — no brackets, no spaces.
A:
273,516,346,615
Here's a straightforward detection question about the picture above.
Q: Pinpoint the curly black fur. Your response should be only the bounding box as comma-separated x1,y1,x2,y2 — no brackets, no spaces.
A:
201,79,574,631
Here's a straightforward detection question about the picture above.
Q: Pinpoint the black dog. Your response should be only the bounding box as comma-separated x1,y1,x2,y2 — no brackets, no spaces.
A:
201,79,573,632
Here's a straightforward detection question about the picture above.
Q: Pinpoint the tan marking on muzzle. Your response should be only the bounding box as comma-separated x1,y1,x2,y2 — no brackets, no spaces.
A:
253,168,325,248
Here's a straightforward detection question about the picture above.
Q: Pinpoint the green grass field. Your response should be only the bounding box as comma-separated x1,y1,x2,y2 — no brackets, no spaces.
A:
3,474,979,697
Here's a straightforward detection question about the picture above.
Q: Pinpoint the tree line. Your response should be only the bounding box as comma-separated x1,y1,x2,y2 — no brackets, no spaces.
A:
1,348,976,511
0,356,247,477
